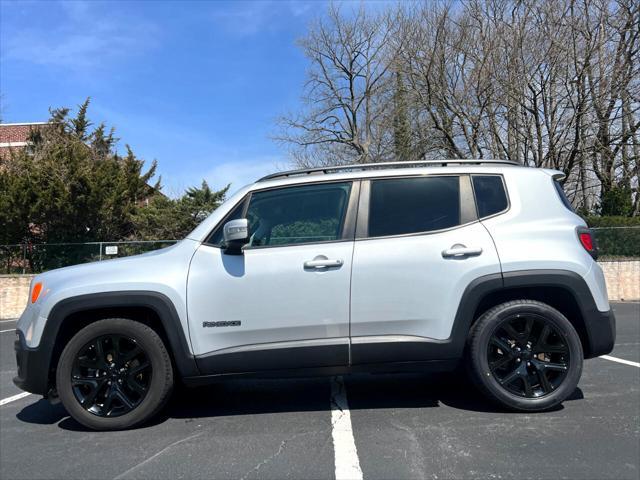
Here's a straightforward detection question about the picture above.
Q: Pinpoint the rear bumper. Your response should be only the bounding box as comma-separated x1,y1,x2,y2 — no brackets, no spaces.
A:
13,330,50,396
583,308,616,359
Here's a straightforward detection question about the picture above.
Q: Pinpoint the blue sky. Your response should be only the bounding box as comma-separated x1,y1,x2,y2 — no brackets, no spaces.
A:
0,0,347,196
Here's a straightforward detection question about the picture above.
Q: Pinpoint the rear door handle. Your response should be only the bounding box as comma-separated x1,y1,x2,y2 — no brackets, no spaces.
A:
442,245,483,258
304,257,343,269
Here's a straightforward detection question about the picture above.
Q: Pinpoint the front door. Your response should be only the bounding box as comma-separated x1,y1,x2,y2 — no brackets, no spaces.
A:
187,181,358,374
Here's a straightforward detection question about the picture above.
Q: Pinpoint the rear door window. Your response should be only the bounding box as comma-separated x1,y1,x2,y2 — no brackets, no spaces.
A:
367,176,461,237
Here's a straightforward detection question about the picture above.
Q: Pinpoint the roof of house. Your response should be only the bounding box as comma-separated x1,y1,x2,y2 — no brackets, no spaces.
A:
0,122,47,148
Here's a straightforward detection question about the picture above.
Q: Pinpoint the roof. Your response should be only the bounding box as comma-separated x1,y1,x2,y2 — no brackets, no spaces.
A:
251,159,533,191
0,122,47,148
0,122,48,127
257,160,519,182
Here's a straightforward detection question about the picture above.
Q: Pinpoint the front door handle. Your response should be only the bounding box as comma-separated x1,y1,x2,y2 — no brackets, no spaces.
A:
304,256,344,269
442,244,483,258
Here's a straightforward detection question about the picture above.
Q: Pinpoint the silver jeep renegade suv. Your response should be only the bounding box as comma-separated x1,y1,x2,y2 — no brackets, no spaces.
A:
14,160,615,430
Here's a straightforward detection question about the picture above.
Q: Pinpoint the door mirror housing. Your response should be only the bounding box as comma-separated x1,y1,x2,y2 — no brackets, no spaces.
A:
222,218,249,255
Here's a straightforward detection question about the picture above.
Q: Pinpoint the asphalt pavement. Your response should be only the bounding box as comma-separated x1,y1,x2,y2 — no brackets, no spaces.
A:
0,302,638,480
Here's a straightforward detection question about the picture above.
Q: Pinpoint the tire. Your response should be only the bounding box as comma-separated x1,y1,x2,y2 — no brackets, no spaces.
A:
467,300,583,412
56,318,174,430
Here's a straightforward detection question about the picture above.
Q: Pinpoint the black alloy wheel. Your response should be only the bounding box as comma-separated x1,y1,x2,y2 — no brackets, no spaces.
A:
467,299,583,412
57,318,173,430
71,335,152,417
488,314,570,398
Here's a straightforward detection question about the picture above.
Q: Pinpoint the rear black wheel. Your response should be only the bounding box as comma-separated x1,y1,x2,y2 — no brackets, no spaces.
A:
488,313,571,398
57,318,173,430
468,300,583,411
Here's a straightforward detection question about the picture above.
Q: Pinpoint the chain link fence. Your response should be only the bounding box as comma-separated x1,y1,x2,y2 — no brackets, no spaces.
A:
592,226,640,261
0,227,638,275
0,240,178,275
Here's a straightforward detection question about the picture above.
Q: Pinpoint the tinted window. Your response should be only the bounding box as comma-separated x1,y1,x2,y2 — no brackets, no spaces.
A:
245,182,351,247
368,176,460,237
553,180,575,212
206,199,246,246
472,175,508,218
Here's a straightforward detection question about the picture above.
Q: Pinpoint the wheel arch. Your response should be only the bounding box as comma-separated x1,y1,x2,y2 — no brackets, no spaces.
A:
40,292,198,394
453,270,608,359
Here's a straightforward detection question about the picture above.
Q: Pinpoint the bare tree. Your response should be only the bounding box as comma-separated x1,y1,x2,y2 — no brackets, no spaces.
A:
581,0,639,214
278,0,639,214
276,5,397,166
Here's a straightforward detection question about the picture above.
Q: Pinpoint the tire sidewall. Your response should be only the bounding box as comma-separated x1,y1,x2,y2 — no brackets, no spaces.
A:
56,318,172,430
471,302,583,411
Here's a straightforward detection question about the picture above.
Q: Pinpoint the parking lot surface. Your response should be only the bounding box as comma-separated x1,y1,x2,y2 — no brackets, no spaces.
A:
1,302,638,480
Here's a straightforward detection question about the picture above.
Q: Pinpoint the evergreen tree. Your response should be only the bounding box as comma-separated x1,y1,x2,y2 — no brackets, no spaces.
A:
0,99,232,270
132,181,231,240
2,101,157,245
183,180,230,222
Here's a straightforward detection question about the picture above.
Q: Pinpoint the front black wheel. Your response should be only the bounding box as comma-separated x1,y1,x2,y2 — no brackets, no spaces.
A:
56,318,173,430
468,300,583,411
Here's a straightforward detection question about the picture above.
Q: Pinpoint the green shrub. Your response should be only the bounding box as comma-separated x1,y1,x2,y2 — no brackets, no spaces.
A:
584,216,640,258
599,187,634,216
584,216,640,227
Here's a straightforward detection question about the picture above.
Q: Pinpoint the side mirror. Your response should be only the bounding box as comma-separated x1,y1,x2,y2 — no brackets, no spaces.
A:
222,218,249,255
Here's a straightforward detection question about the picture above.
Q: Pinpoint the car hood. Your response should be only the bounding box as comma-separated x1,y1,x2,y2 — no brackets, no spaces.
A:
32,239,200,315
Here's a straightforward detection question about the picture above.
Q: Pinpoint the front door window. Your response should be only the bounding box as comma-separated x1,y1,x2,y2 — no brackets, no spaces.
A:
245,182,352,247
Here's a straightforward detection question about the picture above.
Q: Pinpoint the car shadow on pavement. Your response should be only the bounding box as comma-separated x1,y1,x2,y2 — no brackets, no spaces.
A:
16,373,584,431
17,399,67,425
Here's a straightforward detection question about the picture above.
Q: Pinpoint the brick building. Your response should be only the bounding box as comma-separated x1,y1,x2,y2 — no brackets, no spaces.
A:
0,122,47,159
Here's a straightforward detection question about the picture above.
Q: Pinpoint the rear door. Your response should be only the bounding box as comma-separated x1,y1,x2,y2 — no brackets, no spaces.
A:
349,174,502,365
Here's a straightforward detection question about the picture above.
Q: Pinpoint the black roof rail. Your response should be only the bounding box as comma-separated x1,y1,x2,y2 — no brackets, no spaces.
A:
257,159,520,182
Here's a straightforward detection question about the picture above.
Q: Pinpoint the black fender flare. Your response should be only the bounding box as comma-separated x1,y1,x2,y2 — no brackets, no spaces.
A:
449,269,613,359
23,291,198,395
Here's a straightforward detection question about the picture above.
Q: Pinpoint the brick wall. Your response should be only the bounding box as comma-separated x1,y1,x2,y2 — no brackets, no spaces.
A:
0,275,34,319
0,123,45,159
599,261,640,303
1,264,638,319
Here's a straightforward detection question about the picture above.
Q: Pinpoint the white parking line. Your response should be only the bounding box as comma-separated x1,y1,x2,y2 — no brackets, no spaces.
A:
600,355,640,368
0,329,16,334
0,392,31,406
0,319,18,323
330,376,363,480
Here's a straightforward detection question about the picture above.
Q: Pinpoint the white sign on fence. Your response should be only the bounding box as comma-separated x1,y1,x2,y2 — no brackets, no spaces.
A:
104,245,118,255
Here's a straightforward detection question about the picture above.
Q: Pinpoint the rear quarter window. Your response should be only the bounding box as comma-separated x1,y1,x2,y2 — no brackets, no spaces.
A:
553,180,575,212
472,175,508,218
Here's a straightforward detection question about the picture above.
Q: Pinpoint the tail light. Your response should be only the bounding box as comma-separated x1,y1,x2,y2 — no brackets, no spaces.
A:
577,227,598,260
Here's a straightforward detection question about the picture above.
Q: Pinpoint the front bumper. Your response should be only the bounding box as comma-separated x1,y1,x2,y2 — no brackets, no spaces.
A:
13,330,51,396
583,308,616,359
